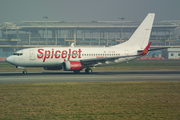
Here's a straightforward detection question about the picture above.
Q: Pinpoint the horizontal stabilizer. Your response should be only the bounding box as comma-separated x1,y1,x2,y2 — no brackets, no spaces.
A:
148,47,170,51
138,46,170,53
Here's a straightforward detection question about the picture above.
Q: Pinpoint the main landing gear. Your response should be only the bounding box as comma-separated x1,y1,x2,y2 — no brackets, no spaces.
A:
73,68,92,74
85,68,92,74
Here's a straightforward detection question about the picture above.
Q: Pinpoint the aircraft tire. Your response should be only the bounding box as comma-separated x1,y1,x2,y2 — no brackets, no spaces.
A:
85,68,92,74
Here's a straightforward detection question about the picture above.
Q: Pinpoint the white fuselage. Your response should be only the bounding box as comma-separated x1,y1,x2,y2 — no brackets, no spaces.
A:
6,46,137,67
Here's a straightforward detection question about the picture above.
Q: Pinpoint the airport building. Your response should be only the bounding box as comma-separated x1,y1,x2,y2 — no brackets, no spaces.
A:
162,48,180,59
0,20,180,59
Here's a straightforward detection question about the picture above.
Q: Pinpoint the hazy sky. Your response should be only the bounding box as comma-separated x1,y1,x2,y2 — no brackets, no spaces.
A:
0,0,180,22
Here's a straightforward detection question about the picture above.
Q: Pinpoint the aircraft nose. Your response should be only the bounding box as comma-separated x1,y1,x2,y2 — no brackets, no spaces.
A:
6,56,13,64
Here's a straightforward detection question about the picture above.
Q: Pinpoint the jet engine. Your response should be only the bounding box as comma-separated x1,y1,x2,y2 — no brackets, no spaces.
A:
63,61,83,71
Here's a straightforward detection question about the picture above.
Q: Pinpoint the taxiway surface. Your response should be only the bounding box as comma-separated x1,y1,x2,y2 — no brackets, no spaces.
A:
0,70,180,84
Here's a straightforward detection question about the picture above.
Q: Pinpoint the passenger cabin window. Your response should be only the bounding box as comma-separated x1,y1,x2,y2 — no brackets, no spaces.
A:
171,53,174,56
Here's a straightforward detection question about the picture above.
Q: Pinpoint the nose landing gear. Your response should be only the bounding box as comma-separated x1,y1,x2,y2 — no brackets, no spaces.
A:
16,66,27,74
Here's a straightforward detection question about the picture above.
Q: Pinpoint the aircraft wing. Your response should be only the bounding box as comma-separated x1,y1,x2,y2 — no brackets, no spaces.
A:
80,55,136,66
80,55,135,62
80,42,152,66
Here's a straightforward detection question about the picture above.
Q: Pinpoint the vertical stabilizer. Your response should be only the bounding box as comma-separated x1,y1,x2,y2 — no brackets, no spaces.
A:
112,13,155,49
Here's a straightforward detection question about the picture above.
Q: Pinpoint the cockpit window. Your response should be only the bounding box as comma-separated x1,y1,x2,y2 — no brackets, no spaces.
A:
13,53,23,56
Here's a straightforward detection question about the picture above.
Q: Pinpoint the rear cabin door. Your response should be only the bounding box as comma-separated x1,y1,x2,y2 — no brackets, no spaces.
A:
29,50,35,60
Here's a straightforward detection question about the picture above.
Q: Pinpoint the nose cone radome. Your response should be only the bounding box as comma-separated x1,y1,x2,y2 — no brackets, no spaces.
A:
6,56,13,64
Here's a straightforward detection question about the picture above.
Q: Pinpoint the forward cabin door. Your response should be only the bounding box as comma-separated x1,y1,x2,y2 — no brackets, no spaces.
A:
29,50,35,60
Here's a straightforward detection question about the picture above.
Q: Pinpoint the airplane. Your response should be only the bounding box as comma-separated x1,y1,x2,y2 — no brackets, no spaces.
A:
6,13,155,74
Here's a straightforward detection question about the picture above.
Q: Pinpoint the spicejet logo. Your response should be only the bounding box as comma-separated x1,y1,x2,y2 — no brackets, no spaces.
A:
37,49,82,62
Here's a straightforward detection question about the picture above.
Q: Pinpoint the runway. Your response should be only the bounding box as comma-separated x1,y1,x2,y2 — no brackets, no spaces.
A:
0,70,180,84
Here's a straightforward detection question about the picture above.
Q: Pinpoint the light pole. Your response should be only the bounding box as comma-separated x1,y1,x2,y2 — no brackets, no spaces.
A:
119,17,125,42
43,16,48,46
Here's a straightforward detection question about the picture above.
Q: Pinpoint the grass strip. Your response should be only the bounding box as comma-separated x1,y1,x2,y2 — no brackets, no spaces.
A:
0,82,180,119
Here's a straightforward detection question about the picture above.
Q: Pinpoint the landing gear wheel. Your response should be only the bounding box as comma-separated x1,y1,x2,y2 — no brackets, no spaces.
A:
74,71,80,74
23,70,27,74
85,68,92,74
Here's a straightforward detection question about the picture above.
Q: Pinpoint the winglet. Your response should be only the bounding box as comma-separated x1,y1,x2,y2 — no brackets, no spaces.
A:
139,42,152,55
70,43,74,47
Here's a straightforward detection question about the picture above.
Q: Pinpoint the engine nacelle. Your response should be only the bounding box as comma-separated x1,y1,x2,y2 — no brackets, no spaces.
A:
63,61,83,71
43,66,62,70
